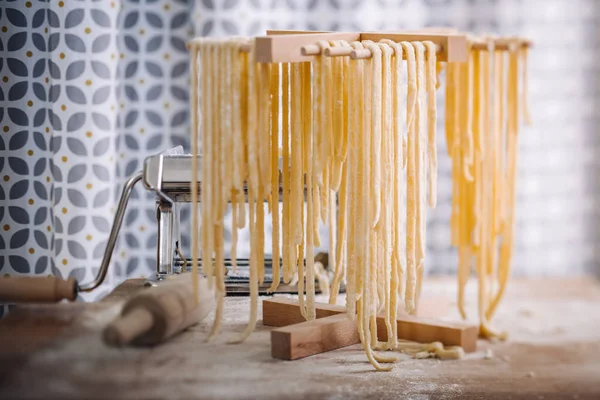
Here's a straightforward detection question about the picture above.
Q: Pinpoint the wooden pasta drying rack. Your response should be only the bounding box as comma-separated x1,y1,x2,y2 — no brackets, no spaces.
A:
191,29,531,360
205,29,533,63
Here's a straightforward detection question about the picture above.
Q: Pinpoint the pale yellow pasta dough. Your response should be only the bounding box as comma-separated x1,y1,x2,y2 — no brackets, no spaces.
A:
187,36,527,370
445,38,527,340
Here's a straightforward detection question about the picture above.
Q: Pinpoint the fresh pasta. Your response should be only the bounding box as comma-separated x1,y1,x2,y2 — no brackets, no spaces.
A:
446,37,530,339
189,34,528,371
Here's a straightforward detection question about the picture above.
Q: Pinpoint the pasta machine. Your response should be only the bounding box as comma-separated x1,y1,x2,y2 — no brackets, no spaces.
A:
0,146,332,303
81,146,331,296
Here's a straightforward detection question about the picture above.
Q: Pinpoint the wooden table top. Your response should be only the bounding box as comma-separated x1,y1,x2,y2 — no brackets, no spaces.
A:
1,278,599,399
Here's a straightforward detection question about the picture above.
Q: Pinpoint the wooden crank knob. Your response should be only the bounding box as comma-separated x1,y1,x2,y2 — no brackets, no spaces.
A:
0,276,78,303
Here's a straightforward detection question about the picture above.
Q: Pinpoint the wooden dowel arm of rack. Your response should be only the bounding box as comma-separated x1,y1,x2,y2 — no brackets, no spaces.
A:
301,44,321,56
323,46,353,57
349,44,442,60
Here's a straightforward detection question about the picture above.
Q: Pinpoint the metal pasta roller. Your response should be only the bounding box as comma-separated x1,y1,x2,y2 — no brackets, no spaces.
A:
0,147,336,303
0,146,336,302
139,147,334,295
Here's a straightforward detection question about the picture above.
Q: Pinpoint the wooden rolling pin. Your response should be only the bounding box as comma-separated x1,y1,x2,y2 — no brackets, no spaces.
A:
0,276,78,303
103,273,215,346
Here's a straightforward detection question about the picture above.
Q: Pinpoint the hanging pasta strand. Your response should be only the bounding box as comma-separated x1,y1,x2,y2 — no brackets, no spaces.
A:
352,38,371,330
412,41,428,311
344,41,365,318
257,62,271,286
424,41,438,209
230,199,238,273
190,43,200,303
328,40,351,303
363,41,382,344
229,38,247,274
449,43,474,320
360,40,374,344
475,46,493,339
329,164,347,304
201,41,214,290
459,47,475,317
303,60,316,321
228,41,239,274
378,42,395,349
231,43,249,278
486,43,521,322
267,63,281,293
401,41,418,315
520,46,531,125
207,41,230,341
356,40,388,371
281,63,293,284
445,37,528,339
191,38,251,342
318,40,332,228
330,41,347,191
367,41,382,230
189,34,530,370
381,39,405,349
229,191,258,344
290,62,307,319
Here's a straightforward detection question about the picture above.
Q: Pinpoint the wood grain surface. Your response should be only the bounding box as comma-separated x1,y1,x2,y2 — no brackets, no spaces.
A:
0,279,599,400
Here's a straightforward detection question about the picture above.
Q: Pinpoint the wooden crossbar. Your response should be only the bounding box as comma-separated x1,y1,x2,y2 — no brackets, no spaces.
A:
255,31,465,63
263,298,478,360
254,30,531,63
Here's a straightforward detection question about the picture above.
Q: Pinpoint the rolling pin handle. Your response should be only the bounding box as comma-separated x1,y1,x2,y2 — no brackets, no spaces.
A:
61,277,79,301
104,308,155,346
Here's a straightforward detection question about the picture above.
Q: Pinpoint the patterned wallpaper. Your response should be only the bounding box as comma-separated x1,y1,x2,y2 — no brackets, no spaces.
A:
1,0,599,313
0,0,194,306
